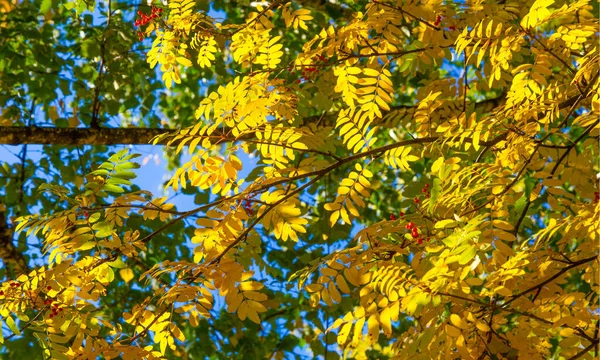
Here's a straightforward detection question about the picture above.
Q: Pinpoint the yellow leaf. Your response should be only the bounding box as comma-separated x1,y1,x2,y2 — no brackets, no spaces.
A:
238,300,249,321
239,281,264,291
170,324,185,342
337,322,352,345
445,324,462,338
119,268,134,284
336,274,351,294
450,314,469,330
249,300,267,313
176,57,193,67
306,283,324,293
492,220,514,231
328,282,341,303
380,306,392,336
475,321,490,332
367,315,380,344
494,230,516,242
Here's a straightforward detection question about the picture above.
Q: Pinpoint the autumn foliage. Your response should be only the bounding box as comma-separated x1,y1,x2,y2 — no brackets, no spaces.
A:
0,0,599,359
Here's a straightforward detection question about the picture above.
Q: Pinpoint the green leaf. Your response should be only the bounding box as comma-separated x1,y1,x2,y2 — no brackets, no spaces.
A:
102,184,124,193
122,153,142,161
90,169,110,176
88,212,101,223
51,350,70,360
106,177,132,186
111,170,137,180
6,316,21,336
435,219,456,229
115,162,141,171
93,222,114,238
108,257,127,269
513,194,528,216
428,177,442,214
78,242,96,251
458,245,477,265
39,0,52,14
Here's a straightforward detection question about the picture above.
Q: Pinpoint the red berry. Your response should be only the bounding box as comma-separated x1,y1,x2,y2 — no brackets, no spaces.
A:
138,10,142,15
426,237,431,242
414,198,420,204
448,25,456,30
49,314,54,318
47,286,52,290
297,79,301,84
0,291,4,296
399,212,404,217
406,222,414,229
390,214,396,220
425,184,429,187
417,238,423,244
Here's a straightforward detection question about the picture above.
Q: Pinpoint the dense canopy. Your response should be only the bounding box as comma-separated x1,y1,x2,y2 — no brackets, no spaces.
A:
0,0,598,359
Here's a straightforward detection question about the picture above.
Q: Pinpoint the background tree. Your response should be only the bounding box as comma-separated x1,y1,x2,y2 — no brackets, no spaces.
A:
0,0,598,359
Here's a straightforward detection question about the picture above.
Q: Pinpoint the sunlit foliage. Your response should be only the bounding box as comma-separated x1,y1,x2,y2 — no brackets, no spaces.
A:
1,0,598,359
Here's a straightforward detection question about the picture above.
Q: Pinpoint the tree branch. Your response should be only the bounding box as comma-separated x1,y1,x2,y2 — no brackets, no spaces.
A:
0,94,509,146
0,126,176,145
502,255,598,308
0,210,28,276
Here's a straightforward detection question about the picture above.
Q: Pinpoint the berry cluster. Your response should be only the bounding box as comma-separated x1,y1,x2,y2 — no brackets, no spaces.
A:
134,6,163,41
291,54,328,84
433,15,457,30
0,283,21,297
389,211,404,221
242,199,253,216
45,300,64,319
405,222,430,245
0,283,20,296
414,183,431,204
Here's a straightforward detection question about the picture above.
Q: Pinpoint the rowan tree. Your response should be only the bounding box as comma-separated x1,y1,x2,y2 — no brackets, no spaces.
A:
0,0,598,359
